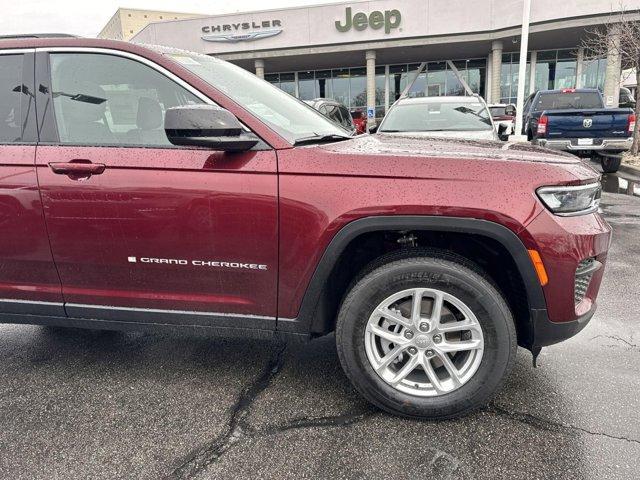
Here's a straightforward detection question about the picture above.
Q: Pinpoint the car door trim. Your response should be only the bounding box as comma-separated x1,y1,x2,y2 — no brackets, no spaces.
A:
64,303,278,330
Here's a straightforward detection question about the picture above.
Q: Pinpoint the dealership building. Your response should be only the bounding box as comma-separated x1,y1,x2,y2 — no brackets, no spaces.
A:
131,0,640,118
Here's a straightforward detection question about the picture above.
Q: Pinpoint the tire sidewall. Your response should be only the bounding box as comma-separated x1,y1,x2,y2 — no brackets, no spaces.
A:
337,257,516,418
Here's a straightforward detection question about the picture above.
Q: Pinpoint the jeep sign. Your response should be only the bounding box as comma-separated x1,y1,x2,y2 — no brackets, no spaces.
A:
335,6,401,34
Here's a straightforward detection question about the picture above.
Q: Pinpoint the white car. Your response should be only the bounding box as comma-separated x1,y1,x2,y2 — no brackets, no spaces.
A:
376,96,501,141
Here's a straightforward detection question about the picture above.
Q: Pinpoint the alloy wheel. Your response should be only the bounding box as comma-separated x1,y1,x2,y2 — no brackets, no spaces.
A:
364,288,484,396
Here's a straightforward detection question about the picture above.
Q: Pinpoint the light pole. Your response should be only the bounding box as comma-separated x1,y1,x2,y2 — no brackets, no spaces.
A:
512,0,531,141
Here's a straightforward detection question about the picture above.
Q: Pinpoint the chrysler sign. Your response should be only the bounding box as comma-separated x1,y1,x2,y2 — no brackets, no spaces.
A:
202,19,283,43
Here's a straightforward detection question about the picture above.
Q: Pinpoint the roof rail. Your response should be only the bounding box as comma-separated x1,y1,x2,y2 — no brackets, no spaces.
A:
0,33,79,40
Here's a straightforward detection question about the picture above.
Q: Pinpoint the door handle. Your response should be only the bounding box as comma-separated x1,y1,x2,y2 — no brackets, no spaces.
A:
48,161,106,176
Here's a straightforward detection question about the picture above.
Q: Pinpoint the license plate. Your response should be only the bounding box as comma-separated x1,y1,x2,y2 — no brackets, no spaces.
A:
577,138,594,146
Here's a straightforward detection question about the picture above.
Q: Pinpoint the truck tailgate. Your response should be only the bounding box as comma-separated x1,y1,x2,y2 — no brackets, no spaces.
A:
545,108,631,139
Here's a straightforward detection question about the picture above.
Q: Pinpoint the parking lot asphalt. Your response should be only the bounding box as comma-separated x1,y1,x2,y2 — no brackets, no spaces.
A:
0,168,639,480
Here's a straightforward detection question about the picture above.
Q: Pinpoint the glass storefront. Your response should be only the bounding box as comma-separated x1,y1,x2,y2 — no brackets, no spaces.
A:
266,58,486,116
500,49,607,104
267,66,387,115
265,49,607,114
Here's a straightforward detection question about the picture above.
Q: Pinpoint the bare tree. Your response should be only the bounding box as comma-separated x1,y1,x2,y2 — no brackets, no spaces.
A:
583,7,640,155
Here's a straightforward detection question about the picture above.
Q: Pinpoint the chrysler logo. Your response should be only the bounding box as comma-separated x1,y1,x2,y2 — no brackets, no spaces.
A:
583,118,593,128
202,29,282,42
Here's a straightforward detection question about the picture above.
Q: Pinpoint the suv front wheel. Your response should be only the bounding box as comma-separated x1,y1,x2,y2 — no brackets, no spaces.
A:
336,252,517,419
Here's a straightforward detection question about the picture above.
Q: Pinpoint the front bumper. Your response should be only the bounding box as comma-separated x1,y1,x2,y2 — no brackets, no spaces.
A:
521,209,612,348
536,137,632,152
529,305,596,348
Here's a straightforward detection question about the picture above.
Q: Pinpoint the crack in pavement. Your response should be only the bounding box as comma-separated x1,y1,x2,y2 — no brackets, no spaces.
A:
167,343,376,479
590,335,640,351
489,405,640,446
168,342,288,479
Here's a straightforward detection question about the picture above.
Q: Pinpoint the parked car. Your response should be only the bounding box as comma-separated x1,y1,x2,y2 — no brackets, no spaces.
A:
376,96,502,140
350,109,367,134
522,88,635,173
489,103,516,140
304,98,356,134
619,87,636,109
0,35,611,419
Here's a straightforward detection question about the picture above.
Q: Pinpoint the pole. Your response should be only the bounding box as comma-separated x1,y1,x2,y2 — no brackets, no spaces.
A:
513,0,531,141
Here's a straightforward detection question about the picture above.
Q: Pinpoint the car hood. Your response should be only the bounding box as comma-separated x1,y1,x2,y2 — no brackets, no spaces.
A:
381,130,498,141
320,133,583,165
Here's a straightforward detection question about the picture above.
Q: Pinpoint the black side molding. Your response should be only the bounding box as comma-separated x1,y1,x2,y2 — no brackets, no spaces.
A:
282,215,547,336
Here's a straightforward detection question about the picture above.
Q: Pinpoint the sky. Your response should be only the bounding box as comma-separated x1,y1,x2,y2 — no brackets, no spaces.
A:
0,0,343,38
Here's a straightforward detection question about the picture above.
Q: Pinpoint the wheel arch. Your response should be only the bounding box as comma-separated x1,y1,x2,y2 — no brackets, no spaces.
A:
282,216,546,349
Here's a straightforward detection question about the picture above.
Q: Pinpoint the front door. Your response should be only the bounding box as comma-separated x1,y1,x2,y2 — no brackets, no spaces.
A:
0,50,64,318
34,50,278,329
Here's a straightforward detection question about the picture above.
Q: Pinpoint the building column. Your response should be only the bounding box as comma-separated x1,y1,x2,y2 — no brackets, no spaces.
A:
366,50,376,126
603,27,622,107
486,53,493,102
491,40,503,103
575,48,584,88
528,50,537,94
384,64,390,112
254,59,265,79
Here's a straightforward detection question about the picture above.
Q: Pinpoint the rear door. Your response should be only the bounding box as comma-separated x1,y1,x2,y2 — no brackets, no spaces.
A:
34,49,278,329
0,49,64,317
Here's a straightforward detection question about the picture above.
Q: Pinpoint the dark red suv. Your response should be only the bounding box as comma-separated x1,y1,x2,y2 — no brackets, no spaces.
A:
0,36,611,418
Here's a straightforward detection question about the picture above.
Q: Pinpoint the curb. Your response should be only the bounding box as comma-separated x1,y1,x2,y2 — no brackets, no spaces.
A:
619,163,640,179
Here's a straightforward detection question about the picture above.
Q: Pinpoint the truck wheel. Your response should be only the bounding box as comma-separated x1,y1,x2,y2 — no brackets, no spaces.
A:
600,155,622,174
336,253,516,419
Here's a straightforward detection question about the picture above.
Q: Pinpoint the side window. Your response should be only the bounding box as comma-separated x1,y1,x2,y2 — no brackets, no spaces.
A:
49,53,204,147
0,55,24,143
338,106,353,128
325,104,342,126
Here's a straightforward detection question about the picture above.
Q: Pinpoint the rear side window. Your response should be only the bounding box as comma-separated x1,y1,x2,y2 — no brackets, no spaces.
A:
338,106,353,128
49,53,204,147
324,104,343,126
0,55,24,143
534,92,603,111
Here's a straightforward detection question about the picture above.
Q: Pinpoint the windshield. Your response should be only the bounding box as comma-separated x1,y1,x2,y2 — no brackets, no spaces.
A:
489,106,507,116
534,92,603,111
166,53,349,144
380,101,493,132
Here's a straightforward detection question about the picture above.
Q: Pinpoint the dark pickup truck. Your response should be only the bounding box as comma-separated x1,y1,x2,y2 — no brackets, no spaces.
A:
523,88,635,173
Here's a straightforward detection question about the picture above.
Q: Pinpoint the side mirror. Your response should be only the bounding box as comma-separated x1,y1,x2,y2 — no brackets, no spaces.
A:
369,124,379,134
504,105,516,116
497,123,509,141
165,105,258,152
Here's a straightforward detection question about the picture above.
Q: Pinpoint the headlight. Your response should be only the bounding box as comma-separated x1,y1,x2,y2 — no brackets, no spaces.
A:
536,182,601,216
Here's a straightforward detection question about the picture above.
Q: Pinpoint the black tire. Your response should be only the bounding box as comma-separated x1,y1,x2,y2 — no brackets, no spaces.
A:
336,252,517,419
600,155,622,173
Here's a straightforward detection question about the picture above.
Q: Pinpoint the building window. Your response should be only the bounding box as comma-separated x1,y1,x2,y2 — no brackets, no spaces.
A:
349,67,367,108
298,71,316,100
582,51,607,91
402,60,486,99
501,52,531,104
